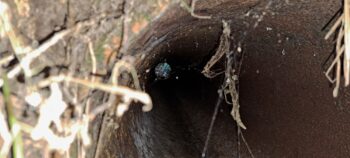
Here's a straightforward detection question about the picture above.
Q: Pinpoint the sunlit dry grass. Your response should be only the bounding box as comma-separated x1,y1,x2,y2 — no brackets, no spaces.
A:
325,0,350,97
0,1,153,157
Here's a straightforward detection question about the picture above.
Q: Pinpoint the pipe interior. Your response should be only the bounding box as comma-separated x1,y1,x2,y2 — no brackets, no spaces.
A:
98,1,350,157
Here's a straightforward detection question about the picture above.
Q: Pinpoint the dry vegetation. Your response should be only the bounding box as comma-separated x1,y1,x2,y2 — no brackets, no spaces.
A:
325,0,350,97
0,1,152,157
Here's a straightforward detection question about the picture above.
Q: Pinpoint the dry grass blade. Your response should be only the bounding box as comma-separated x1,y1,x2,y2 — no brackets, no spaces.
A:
344,0,350,86
0,2,31,55
333,26,345,97
325,14,344,40
86,37,97,82
20,18,97,77
324,0,350,97
2,74,24,158
325,45,345,83
0,110,12,157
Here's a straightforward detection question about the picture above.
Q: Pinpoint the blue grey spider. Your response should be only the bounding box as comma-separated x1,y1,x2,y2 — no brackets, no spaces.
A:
153,60,201,81
155,61,172,80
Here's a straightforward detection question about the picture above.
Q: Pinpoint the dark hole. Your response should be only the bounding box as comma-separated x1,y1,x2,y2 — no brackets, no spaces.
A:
141,60,239,157
99,1,350,157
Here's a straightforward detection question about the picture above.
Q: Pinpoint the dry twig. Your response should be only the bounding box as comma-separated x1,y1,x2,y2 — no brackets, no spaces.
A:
190,0,211,19
180,0,211,19
0,54,14,66
0,12,110,87
0,1,31,55
33,75,152,113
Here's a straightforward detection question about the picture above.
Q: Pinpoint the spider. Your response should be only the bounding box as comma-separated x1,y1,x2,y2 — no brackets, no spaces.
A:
154,61,172,80
153,60,202,81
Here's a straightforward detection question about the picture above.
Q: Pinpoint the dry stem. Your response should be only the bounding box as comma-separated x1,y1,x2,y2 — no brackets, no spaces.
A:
34,75,152,112
324,0,350,97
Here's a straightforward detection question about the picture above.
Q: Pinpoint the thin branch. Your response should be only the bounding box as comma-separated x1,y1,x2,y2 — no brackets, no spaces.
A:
179,0,211,19
325,45,344,83
111,60,141,90
34,75,152,112
0,1,31,55
0,54,14,66
0,65,23,88
191,0,211,19
334,26,345,97
85,36,97,82
325,14,344,40
20,18,97,77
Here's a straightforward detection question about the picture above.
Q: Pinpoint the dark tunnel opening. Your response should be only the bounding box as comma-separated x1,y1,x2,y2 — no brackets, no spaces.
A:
96,1,350,158
144,63,238,157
